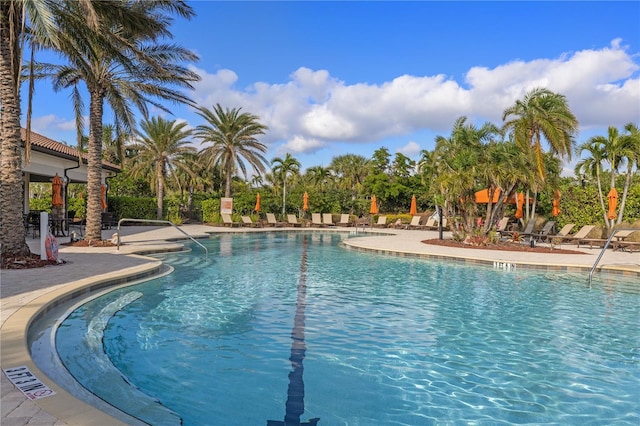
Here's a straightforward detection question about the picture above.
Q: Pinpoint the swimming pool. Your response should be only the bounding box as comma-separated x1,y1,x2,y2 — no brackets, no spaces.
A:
33,233,639,425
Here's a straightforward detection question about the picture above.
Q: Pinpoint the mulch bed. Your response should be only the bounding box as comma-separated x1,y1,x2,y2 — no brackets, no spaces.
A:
61,240,117,248
422,239,586,254
1,253,64,270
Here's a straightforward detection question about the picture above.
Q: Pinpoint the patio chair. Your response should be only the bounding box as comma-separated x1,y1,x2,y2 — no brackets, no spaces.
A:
311,213,324,227
422,217,438,230
372,215,388,228
322,213,336,227
540,223,575,243
221,213,241,227
241,215,261,227
266,213,286,227
533,221,556,242
519,218,536,238
287,214,303,227
407,215,423,230
560,225,595,245
495,216,511,238
101,212,114,230
608,229,639,252
337,214,351,227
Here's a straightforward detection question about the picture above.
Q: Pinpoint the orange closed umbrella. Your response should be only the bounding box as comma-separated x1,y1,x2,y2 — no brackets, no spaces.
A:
409,195,417,215
100,184,107,210
302,192,308,211
254,193,261,212
607,188,618,220
370,195,379,214
52,174,63,207
515,193,524,219
551,190,561,217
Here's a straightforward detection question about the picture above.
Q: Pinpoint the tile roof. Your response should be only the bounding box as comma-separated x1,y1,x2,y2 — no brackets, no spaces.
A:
20,128,120,172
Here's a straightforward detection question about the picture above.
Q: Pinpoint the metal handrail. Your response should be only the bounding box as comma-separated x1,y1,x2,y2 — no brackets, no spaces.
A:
588,227,637,286
116,218,208,258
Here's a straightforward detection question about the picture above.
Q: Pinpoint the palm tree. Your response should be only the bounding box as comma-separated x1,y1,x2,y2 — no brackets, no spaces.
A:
502,87,578,180
39,0,199,240
574,140,608,220
272,153,301,215
195,103,269,198
576,126,631,228
0,0,79,256
127,117,195,220
617,123,640,223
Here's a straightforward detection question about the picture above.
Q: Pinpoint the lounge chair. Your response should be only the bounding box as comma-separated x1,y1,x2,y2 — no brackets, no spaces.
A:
221,213,241,227
266,213,286,227
519,218,536,238
609,229,639,252
241,215,261,227
423,217,438,230
311,213,324,227
337,214,351,227
576,228,637,249
495,216,511,238
407,216,423,230
322,213,336,227
287,214,302,227
533,221,556,242
560,225,595,245
555,223,575,238
373,215,387,228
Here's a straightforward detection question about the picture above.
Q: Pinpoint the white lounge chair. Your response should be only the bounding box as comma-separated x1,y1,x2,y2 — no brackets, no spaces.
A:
287,214,302,227
221,213,240,227
322,213,335,227
337,214,351,227
373,215,387,228
266,213,286,227
311,213,324,227
241,215,261,227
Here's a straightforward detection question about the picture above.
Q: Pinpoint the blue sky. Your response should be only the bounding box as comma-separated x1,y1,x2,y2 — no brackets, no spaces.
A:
26,1,640,175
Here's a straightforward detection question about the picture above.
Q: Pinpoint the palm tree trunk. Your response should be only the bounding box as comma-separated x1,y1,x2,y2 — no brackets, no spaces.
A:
617,166,633,224
85,90,105,240
156,166,164,220
0,6,30,256
224,170,231,198
282,181,287,215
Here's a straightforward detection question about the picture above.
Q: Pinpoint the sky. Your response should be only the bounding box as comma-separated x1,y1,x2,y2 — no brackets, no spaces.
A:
25,1,640,176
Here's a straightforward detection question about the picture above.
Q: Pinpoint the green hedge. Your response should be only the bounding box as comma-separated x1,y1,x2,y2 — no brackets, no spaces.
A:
107,196,158,221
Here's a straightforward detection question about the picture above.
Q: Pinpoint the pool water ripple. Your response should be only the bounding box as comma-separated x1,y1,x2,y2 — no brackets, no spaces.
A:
43,233,639,425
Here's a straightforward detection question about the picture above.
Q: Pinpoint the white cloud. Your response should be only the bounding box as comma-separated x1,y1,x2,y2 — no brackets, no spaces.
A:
189,40,639,156
28,114,78,133
397,141,421,156
278,135,326,154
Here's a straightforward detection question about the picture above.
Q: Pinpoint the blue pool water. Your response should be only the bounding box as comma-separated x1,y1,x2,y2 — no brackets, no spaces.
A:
47,233,639,425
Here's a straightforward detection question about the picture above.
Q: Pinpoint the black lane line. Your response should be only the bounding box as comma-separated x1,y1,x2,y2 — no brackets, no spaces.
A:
268,235,320,426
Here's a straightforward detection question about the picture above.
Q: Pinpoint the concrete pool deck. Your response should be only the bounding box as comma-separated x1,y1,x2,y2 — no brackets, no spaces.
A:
2,224,639,425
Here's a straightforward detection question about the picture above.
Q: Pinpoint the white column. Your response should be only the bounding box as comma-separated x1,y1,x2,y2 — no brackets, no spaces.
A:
40,212,48,260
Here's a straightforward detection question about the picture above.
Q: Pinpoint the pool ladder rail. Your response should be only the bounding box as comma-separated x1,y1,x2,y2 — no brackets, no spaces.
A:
115,218,208,259
588,227,637,287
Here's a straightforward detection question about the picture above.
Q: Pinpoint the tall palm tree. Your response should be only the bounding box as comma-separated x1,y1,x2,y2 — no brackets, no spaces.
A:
127,117,195,220
195,103,269,198
272,153,301,215
574,140,608,220
0,0,79,256
39,0,199,240
576,126,629,228
502,87,578,180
